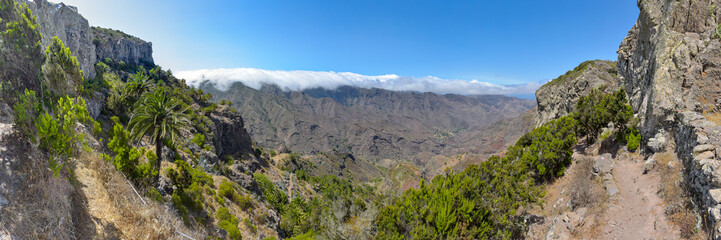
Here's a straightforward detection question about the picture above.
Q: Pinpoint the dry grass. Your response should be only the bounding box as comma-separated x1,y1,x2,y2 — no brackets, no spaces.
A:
566,156,607,238
78,149,204,239
704,112,721,126
0,132,79,240
656,153,707,240
568,157,606,210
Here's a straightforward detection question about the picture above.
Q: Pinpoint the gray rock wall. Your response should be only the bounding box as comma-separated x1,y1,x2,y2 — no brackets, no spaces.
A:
92,27,154,67
26,0,97,78
675,111,721,238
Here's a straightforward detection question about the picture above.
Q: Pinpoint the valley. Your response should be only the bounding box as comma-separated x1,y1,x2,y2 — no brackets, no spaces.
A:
1,0,721,239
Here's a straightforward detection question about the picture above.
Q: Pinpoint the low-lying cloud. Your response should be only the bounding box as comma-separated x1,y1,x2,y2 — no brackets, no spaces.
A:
176,68,541,96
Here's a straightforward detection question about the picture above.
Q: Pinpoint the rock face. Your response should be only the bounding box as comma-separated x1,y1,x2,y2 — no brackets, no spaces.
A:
92,27,154,67
209,106,254,159
535,60,620,126
674,111,721,238
26,0,97,78
618,0,721,140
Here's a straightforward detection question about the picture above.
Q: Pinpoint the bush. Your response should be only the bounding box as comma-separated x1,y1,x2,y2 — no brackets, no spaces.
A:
107,116,156,186
167,160,214,226
191,133,206,148
42,37,84,99
253,173,288,214
574,86,633,144
243,217,257,233
145,188,163,202
513,115,577,180
216,207,242,240
36,96,98,176
218,180,253,209
13,89,40,142
625,127,641,152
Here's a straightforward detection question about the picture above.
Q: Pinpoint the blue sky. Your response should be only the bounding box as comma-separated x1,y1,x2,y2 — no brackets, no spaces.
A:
61,0,638,95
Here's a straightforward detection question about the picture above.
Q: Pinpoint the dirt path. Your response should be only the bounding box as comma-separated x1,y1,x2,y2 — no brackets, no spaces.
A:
73,154,126,239
597,153,679,239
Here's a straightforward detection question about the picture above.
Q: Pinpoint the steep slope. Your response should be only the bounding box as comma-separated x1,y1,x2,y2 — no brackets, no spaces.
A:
200,82,536,166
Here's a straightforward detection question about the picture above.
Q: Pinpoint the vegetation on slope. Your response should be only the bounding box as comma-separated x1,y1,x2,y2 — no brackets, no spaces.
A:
375,86,637,239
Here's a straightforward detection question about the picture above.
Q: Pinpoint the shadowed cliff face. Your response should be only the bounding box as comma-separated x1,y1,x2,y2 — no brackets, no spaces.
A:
201,82,536,166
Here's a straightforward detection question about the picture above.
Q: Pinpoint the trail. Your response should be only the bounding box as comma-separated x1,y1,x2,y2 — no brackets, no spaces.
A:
597,153,679,239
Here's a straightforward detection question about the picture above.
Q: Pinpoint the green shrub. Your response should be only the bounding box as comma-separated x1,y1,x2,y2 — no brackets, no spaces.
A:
167,159,214,226
243,217,257,233
13,89,40,142
216,207,242,240
269,149,278,157
513,115,577,180
145,188,163,202
219,180,253,210
107,117,156,186
626,127,641,152
574,86,634,144
214,194,226,205
36,96,98,176
191,133,206,148
254,173,289,213
286,231,315,240
42,37,84,99
280,197,323,237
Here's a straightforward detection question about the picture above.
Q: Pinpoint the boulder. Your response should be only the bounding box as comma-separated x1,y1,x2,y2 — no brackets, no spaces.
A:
643,155,657,174
647,131,667,153
593,153,614,175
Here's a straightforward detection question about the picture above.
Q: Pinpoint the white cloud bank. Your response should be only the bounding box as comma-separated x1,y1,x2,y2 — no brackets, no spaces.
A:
176,68,541,96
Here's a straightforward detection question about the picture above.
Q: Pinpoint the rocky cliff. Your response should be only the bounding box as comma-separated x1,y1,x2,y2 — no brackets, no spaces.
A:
535,60,621,126
92,27,154,67
209,105,254,159
618,0,721,140
26,0,96,78
18,0,155,79
618,0,721,238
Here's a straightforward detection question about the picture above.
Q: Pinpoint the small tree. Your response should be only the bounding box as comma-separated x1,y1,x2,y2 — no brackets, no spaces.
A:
128,89,190,184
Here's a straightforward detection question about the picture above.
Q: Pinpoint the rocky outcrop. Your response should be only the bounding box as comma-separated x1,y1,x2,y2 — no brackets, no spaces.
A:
209,106,254,159
92,27,154,67
618,0,721,140
535,60,620,126
25,0,97,78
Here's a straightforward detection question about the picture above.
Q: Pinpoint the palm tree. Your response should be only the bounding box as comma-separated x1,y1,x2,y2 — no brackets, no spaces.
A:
128,89,190,184
122,70,155,104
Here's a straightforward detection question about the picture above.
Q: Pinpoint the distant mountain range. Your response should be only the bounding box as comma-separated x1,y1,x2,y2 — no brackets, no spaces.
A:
200,82,536,175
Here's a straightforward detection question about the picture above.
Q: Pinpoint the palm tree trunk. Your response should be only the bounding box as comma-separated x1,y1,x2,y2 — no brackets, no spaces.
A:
155,135,162,185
